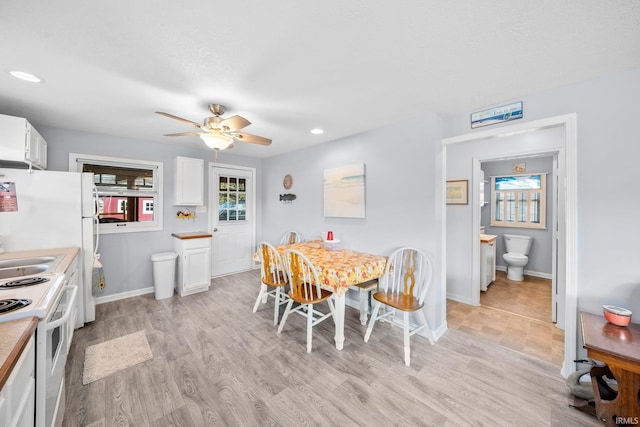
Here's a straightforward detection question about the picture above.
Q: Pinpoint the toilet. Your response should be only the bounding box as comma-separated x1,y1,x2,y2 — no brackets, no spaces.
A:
502,234,533,281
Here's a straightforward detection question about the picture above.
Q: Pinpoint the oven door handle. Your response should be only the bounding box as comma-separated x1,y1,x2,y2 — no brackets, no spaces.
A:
46,285,78,331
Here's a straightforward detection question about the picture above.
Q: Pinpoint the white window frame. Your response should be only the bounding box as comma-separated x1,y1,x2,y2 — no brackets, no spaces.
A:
69,153,163,234
490,173,546,229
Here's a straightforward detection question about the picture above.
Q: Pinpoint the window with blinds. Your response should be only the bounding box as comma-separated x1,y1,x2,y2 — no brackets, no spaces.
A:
491,174,546,229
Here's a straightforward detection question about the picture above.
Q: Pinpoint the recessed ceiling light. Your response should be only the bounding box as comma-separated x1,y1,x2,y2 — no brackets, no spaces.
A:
310,128,324,135
9,71,42,83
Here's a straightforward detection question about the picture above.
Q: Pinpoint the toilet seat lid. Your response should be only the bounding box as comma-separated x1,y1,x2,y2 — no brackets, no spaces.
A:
504,253,527,261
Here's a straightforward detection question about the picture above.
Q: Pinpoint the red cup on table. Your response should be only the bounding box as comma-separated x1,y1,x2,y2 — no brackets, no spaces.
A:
327,231,333,241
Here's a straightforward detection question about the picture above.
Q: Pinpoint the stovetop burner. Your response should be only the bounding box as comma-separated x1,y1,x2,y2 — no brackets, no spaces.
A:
0,276,50,289
0,298,32,314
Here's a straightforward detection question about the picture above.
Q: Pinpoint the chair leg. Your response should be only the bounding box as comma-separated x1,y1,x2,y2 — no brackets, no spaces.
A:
404,311,411,366
277,299,294,334
364,301,381,342
306,303,313,353
253,284,267,312
273,287,281,326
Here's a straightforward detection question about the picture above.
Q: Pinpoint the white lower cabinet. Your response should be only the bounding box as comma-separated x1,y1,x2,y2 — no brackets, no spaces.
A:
480,237,497,291
0,334,35,427
173,235,212,297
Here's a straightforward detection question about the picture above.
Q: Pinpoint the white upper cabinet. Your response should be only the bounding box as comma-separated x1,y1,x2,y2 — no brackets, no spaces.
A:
0,113,47,170
174,156,204,205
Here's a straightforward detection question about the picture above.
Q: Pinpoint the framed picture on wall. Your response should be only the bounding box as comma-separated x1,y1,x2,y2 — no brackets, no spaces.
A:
446,180,468,205
323,163,366,218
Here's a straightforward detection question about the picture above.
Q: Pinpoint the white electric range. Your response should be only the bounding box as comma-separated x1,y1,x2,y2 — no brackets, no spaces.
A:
0,273,66,322
0,271,77,427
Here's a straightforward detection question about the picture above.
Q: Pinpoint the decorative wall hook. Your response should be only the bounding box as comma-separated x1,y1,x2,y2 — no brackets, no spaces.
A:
279,193,296,204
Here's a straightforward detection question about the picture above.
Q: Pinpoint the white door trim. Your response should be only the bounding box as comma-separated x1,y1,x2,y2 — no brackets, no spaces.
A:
208,162,257,276
441,113,578,378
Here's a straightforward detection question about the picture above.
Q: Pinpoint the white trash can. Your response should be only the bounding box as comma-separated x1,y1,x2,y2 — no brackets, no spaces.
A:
151,252,178,300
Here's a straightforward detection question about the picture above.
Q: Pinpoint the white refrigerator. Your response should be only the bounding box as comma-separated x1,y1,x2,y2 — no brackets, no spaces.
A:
0,167,98,327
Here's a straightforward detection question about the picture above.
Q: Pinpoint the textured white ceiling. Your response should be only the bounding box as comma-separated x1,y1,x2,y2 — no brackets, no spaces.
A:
1,1,639,158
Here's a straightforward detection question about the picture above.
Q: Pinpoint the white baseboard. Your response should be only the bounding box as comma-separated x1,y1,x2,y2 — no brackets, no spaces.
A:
96,286,154,304
495,265,552,280
446,292,475,305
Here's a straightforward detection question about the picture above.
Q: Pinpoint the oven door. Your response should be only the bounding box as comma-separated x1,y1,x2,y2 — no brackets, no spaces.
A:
44,285,77,427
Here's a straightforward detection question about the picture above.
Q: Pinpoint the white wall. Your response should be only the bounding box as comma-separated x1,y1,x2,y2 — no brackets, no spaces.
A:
261,114,447,332
39,125,262,297
443,68,640,354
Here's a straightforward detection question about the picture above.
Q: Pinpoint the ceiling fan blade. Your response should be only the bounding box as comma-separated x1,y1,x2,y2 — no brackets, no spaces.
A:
232,132,272,146
164,131,202,137
221,115,251,131
156,111,202,129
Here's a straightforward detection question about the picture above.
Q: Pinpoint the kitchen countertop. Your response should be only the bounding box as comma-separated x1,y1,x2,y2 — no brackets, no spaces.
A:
0,317,38,391
480,233,497,243
0,246,80,390
171,232,213,240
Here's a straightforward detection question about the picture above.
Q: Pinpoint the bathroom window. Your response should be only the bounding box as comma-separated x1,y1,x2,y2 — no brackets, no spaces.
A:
490,174,546,229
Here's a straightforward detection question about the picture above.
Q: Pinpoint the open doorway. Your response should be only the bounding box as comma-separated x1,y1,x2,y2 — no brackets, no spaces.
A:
442,114,577,378
479,153,557,321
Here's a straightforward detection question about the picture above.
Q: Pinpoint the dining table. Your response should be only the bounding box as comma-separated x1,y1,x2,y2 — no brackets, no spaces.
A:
267,240,388,350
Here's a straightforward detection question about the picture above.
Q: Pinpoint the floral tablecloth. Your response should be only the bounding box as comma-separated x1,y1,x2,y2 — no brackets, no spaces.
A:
270,241,387,296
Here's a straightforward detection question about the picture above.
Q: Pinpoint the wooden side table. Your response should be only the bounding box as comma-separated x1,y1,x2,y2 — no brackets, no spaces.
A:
580,312,640,426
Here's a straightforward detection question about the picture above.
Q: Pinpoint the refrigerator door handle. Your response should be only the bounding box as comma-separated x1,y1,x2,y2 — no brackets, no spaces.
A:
92,185,100,257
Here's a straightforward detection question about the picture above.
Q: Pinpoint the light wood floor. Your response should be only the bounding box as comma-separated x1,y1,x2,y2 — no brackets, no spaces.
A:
63,269,598,426
448,271,564,367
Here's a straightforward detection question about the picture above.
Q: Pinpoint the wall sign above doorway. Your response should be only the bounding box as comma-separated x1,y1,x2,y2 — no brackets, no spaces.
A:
471,101,523,129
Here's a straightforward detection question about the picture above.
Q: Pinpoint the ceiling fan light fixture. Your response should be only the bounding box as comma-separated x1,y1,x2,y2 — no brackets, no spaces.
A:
200,133,234,150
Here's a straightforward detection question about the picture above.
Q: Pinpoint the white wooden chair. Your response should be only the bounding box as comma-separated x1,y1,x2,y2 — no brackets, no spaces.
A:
364,247,435,366
253,241,290,325
277,249,335,353
279,231,302,245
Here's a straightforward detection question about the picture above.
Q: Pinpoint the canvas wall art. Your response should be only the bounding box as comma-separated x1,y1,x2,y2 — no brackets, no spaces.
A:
323,163,366,218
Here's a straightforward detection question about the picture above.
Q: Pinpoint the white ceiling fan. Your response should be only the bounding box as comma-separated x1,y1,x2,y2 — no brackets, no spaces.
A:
156,104,271,155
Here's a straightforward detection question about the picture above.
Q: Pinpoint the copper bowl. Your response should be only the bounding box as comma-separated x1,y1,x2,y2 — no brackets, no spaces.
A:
603,305,632,326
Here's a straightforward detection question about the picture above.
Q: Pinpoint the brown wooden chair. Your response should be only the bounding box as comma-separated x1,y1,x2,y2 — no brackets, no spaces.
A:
253,241,290,325
277,249,335,353
364,247,435,366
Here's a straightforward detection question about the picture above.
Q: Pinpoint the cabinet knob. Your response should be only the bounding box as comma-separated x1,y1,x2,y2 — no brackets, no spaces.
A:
213,228,218,232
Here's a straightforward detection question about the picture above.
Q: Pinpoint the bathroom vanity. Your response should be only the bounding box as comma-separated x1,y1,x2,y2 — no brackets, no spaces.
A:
480,234,497,290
